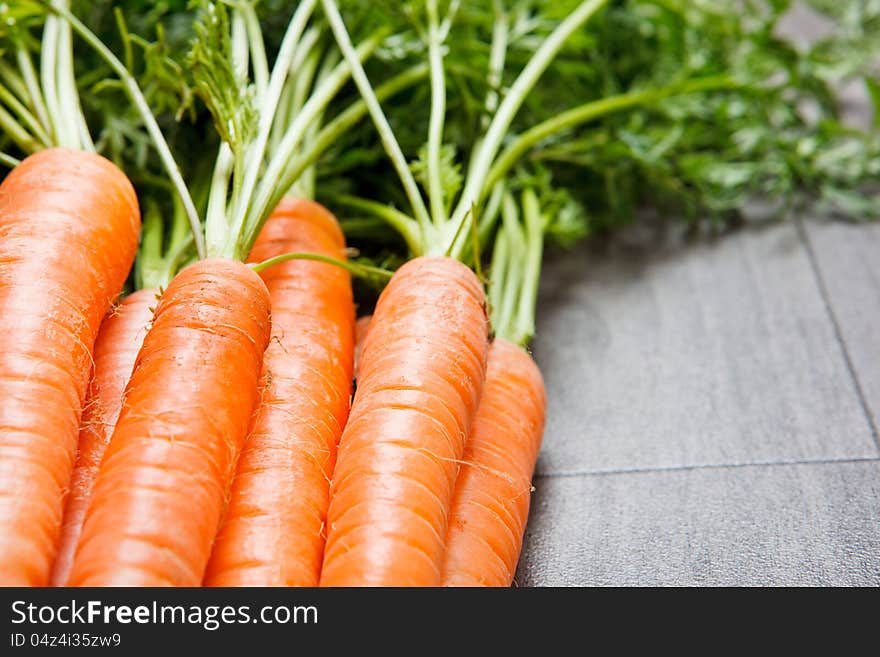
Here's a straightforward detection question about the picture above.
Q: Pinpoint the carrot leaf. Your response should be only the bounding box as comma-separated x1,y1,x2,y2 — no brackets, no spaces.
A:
187,0,255,158
409,142,462,215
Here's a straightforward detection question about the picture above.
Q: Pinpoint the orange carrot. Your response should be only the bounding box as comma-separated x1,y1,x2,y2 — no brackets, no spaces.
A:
320,256,489,586
441,338,546,586
67,259,270,586
204,198,355,586
49,289,156,587
352,308,546,587
0,148,140,586
353,315,372,380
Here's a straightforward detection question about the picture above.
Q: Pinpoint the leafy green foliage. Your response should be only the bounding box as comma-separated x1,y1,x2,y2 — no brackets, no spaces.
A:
0,1,44,43
410,142,463,212
514,0,880,230
511,166,589,246
186,1,255,156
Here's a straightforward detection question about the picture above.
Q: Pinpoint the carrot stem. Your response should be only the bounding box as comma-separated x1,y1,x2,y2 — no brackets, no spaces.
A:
205,142,234,256
468,1,508,173
241,3,269,100
54,0,93,151
249,251,393,281
0,104,42,153
14,48,48,128
0,80,51,148
221,7,252,257
334,195,420,254
477,182,505,247
487,187,547,347
483,1,507,124
513,188,545,347
271,29,326,200
230,10,250,97
136,197,196,291
0,151,20,168
487,214,509,324
135,202,165,292
272,62,430,214
446,0,610,257
426,0,448,227
291,113,321,199
43,0,206,259
496,193,524,340
287,33,323,131
267,28,320,157
112,8,134,72
239,29,387,259
223,0,318,255
39,12,63,146
321,0,435,248
485,75,738,193
0,46,50,149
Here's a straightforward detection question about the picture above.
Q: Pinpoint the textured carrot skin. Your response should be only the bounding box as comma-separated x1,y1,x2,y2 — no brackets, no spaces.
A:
50,289,157,587
68,259,271,586
353,315,372,380
441,339,546,586
0,149,140,586
320,256,490,587
204,198,355,586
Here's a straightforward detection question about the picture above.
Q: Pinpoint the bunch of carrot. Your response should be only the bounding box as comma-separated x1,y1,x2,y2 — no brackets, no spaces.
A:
1,0,878,588
0,0,560,588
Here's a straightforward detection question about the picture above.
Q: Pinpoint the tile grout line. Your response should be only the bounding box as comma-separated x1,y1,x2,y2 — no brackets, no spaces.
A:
795,217,880,453
534,455,880,479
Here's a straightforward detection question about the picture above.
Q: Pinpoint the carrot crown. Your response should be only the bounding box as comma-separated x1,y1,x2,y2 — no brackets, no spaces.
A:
188,0,388,261
0,0,94,162
135,196,195,291
41,1,429,269
487,186,544,348
176,0,428,264
319,0,611,261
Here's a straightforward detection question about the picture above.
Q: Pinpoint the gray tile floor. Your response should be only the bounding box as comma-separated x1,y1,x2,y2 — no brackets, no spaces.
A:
515,0,879,588
516,215,880,586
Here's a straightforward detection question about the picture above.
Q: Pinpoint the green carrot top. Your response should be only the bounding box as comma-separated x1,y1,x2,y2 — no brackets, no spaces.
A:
319,0,612,261
26,1,424,271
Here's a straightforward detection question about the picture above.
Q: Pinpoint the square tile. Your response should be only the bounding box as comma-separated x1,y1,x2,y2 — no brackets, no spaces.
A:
516,461,880,586
532,220,877,474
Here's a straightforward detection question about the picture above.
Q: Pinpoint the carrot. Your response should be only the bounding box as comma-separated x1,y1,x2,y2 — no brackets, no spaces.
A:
67,259,270,586
204,198,355,587
353,314,372,380
49,289,157,587
351,311,546,588
0,148,140,586
441,339,546,586
319,256,489,586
